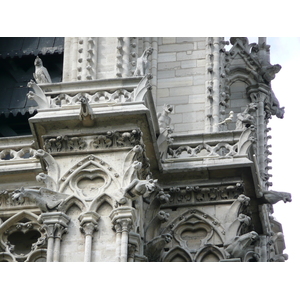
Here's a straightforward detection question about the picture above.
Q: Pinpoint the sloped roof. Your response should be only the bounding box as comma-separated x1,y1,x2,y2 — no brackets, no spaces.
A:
0,37,64,58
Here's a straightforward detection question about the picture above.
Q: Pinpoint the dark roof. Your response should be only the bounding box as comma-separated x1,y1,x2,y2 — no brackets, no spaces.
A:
0,37,64,58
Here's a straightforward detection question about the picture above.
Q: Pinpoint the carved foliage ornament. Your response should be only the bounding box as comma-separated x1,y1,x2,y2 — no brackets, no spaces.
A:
43,129,143,154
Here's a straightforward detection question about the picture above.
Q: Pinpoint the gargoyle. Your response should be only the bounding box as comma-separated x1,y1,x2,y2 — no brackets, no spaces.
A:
157,104,173,134
236,103,257,130
79,96,94,127
36,172,58,191
225,231,259,260
144,233,172,262
258,190,292,205
11,187,69,213
124,176,158,200
33,56,52,84
133,47,153,76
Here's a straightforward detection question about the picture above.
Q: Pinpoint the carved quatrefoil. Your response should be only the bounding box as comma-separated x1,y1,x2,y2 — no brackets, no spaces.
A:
70,169,110,200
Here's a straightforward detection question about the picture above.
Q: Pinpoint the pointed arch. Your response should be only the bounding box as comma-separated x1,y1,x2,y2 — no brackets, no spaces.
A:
26,249,47,262
0,252,16,262
58,195,86,214
163,246,192,262
162,209,226,247
195,245,226,262
0,211,39,233
89,193,115,212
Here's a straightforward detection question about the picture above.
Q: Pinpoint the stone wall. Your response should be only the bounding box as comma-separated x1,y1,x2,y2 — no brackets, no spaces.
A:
156,37,207,135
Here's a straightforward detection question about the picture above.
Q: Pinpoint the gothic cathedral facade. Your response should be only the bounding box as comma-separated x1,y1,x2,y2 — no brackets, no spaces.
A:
0,37,290,262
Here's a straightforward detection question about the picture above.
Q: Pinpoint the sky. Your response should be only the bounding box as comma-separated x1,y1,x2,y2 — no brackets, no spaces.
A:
257,37,300,263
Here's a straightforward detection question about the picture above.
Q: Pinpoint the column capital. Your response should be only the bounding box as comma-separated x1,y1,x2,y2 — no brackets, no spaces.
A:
109,206,136,227
38,212,70,228
80,222,98,236
78,211,100,226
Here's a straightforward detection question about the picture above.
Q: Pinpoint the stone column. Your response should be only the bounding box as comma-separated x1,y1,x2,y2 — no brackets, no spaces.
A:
53,224,67,262
42,224,55,262
110,207,136,262
119,218,132,262
79,212,100,262
39,212,70,262
114,223,122,261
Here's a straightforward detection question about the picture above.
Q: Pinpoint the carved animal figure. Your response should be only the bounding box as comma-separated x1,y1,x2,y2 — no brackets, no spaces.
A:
157,104,173,133
79,96,94,127
33,56,52,84
259,190,292,205
36,172,57,191
236,104,257,130
218,111,234,125
124,176,158,199
225,231,259,260
145,234,172,262
133,47,153,76
11,187,68,213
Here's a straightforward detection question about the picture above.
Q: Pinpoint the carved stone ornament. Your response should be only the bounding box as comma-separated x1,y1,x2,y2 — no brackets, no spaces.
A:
133,47,153,76
225,231,259,261
33,56,52,84
11,187,69,213
259,190,292,205
123,176,158,200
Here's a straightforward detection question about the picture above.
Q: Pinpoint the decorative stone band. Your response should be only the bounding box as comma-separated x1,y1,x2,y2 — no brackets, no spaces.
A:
161,182,244,208
42,129,143,154
0,147,37,161
28,75,151,110
166,127,255,160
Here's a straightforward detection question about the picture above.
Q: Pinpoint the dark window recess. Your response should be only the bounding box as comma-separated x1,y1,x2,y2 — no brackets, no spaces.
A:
0,37,64,137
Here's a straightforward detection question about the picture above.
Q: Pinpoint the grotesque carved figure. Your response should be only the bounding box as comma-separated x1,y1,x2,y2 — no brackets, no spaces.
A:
145,233,173,262
79,96,94,127
225,231,259,261
261,64,281,84
124,176,158,200
157,104,173,133
11,187,68,213
33,56,52,84
236,103,257,130
133,47,153,76
259,190,292,205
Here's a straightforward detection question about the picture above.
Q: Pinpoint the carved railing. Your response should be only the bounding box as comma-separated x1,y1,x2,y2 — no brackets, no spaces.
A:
0,147,37,161
28,75,152,109
166,127,255,161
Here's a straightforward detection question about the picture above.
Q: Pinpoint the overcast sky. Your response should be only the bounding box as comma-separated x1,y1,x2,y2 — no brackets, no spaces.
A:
259,37,300,263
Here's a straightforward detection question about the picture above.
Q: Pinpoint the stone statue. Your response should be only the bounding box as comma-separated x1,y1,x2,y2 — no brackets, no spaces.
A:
225,231,259,260
261,64,281,84
124,176,158,200
258,190,292,205
236,103,257,130
157,104,173,133
33,56,52,84
145,233,172,262
133,47,153,76
11,187,69,213
36,172,57,191
218,111,234,126
79,96,94,127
